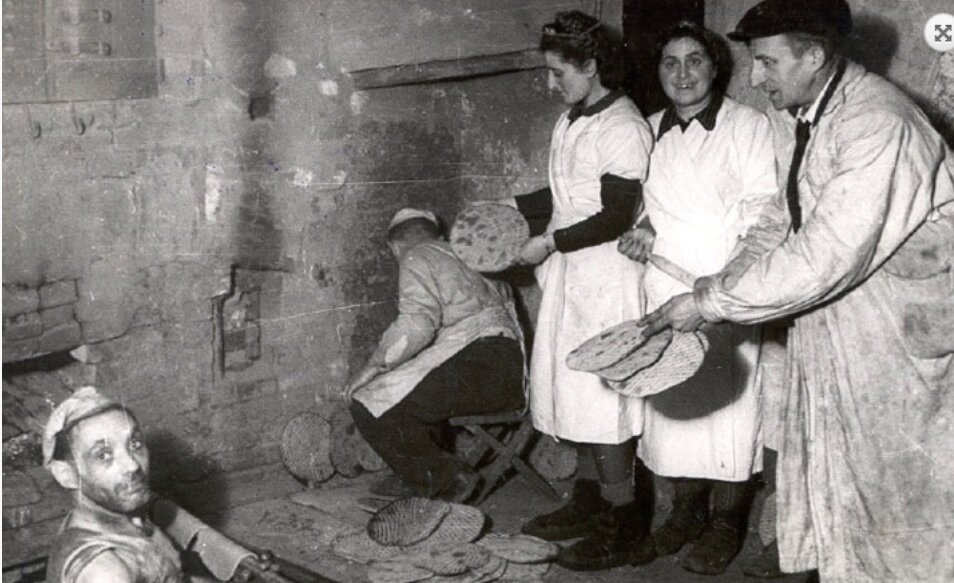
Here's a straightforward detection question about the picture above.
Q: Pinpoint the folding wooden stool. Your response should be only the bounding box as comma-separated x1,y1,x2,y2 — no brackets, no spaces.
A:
448,410,560,504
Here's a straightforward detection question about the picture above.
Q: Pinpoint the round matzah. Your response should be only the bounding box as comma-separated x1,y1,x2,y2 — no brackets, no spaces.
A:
528,436,578,482
408,543,492,576
475,533,558,564
331,529,400,564
405,503,486,549
592,328,674,381
450,204,529,272
280,411,335,484
609,331,708,397
566,320,664,373
500,561,550,581
366,560,435,583
368,498,453,547
464,554,507,583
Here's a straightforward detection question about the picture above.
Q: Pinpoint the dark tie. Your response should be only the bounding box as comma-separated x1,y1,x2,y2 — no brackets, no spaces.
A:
786,119,811,233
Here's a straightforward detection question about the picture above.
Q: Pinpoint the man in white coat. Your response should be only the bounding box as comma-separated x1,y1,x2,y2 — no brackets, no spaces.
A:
641,1,954,582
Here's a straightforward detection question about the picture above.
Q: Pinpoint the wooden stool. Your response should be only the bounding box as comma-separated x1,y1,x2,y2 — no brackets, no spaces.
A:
448,410,560,504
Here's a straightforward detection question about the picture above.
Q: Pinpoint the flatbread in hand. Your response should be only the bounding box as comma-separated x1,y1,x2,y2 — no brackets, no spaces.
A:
450,204,529,272
566,320,670,373
608,331,708,397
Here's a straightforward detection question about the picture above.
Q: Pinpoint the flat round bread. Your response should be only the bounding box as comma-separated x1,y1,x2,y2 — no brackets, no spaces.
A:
331,529,400,564
594,328,673,381
527,436,577,482
475,533,559,564
368,498,452,547
450,204,529,272
407,543,492,576
566,320,668,373
405,503,486,549
500,561,550,581
366,560,435,583
280,411,335,484
608,331,707,397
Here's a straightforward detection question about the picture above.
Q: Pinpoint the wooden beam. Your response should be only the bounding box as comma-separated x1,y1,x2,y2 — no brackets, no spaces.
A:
347,49,545,90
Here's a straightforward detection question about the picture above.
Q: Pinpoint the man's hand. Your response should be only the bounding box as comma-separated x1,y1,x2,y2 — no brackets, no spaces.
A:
618,227,655,263
518,235,554,266
639,293,705,337
343,365,381,404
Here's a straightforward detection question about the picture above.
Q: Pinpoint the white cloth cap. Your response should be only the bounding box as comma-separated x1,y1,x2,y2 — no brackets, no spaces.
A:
388,208,439,231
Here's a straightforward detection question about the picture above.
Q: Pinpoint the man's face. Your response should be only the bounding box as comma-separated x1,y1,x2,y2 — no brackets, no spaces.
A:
69,409,152,514
748,34,817,111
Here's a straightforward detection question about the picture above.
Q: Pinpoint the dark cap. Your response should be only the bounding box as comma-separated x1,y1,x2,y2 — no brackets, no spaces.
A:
727,0,852,42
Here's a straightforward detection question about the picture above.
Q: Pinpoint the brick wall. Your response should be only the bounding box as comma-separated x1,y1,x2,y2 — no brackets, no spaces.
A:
2,0,582,567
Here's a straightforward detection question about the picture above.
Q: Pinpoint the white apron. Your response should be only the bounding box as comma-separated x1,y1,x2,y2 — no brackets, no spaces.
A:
530,97,651,444
638,100,774,480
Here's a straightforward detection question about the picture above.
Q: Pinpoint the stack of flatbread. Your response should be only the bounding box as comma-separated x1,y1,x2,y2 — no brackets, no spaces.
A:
330,498,557,582
567,320,708,397
450,204,529,273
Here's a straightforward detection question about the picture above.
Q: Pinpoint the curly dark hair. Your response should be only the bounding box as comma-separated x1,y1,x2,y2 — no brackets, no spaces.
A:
540,10,626,90
653,21,733,95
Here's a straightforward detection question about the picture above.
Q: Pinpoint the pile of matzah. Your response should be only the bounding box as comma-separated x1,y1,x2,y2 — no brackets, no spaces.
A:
331,498,558,582
567,320,708,397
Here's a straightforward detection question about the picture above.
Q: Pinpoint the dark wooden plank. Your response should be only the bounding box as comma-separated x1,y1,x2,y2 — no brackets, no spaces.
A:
348,49,544,90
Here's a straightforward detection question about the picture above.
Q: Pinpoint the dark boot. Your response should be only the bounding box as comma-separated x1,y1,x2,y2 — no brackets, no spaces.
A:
683,479,753,576
556,499,652,571
522,480,610,541
741,541,784,579
653,477,710,556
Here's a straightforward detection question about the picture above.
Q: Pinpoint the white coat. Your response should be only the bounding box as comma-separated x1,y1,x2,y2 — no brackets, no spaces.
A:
530,95,653,444
697,61,954,583
638,96,778,480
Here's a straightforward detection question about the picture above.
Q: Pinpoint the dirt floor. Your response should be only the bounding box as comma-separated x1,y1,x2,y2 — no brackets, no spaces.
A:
214,470,816,583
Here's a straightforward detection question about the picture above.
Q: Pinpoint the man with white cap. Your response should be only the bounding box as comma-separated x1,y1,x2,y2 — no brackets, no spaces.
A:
640,0,954,581
347,208,525,503
43,386,278,583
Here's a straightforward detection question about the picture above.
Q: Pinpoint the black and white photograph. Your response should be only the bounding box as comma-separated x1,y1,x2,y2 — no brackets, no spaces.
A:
2,1,952,582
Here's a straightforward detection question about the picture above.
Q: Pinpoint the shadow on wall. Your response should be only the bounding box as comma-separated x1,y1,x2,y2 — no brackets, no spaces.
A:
844,12,898,78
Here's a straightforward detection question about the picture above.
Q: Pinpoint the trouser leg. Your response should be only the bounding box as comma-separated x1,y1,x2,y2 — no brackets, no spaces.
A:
351,337,523,497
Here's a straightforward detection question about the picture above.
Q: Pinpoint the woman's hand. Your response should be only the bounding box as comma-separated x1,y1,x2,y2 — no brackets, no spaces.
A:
618,227,655,263
518,235,555,266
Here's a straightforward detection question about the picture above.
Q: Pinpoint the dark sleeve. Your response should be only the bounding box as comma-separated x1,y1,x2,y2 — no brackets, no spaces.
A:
552,174,641,253
515,186,553,237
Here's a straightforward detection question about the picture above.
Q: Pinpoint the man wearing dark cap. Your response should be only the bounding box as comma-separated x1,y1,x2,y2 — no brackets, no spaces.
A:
640,1,954,582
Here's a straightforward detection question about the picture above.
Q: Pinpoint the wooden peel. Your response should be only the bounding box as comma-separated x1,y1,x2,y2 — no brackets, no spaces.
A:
648,254,697,287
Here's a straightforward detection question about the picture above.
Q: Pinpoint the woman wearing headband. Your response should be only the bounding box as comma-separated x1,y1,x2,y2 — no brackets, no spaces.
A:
489,10,654,571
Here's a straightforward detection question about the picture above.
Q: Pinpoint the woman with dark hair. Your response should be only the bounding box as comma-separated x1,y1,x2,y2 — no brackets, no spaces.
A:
485,10,654,571
618,21,777,575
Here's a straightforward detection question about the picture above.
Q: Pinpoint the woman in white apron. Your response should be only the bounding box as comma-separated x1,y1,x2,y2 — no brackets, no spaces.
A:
488,11,654,571
618,22,777,576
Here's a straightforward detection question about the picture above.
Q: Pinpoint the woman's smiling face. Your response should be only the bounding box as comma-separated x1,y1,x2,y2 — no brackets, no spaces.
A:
658,36,716,117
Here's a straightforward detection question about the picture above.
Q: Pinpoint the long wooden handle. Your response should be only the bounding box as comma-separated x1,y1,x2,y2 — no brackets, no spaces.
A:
648,254,697,287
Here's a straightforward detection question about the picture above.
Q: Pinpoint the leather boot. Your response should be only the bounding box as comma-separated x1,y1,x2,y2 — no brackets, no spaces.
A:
653,477,710,556
556,499,652,571
683,479,753,575
522,480,610,541
741,541,784,579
